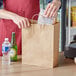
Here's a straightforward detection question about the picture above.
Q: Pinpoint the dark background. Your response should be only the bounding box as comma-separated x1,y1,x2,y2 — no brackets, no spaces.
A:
0,0,3,7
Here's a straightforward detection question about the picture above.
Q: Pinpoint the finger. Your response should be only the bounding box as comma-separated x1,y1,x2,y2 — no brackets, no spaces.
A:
18,25,21,29
25,18,30,27
23,18,27,28
52,18,57,24
18,22,21,28
52,14,57,24
23,19,27,28
22,19,26,28
20,21,24,28
19,21,23,28
49,6,57,18
45,3,54,17
52,7,59,17
54,13,58,18
44,3,51,15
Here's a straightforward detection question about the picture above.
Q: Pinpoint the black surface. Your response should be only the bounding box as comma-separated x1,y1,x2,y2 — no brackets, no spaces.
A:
61,0,66,51
64,47,76,58
64,39,76,58
0,0,3,7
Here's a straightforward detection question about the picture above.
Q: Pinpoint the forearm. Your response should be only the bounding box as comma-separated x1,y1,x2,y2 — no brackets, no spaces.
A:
0,9,30,28
0,9,18,20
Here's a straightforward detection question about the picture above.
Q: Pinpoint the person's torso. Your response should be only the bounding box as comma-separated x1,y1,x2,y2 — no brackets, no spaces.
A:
3,0,40,19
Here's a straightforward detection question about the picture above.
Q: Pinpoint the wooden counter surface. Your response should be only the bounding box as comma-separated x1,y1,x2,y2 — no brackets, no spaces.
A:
0,54,76,76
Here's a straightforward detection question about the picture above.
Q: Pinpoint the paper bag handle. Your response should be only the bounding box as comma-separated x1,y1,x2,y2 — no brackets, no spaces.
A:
32,14,39,20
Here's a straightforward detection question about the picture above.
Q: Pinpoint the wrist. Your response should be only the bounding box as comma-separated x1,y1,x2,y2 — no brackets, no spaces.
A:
54,0,60,1
52,0,61,5
10,13,18,21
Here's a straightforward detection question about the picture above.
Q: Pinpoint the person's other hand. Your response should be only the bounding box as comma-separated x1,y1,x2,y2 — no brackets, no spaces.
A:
44,0,61,18
12,15,30,29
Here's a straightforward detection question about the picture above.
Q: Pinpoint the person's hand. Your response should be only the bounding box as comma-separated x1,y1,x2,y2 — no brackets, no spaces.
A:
12,14,30,29
44,0,61,18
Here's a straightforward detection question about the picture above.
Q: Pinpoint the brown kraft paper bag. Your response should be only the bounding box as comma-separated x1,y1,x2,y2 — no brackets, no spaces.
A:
22,20,60,68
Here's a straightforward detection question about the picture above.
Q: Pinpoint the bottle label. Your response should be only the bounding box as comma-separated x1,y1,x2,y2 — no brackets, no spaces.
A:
10,48,16,58
2,46,10,54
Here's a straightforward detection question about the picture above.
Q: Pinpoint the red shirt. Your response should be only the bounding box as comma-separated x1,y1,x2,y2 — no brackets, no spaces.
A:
0,0,40,56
